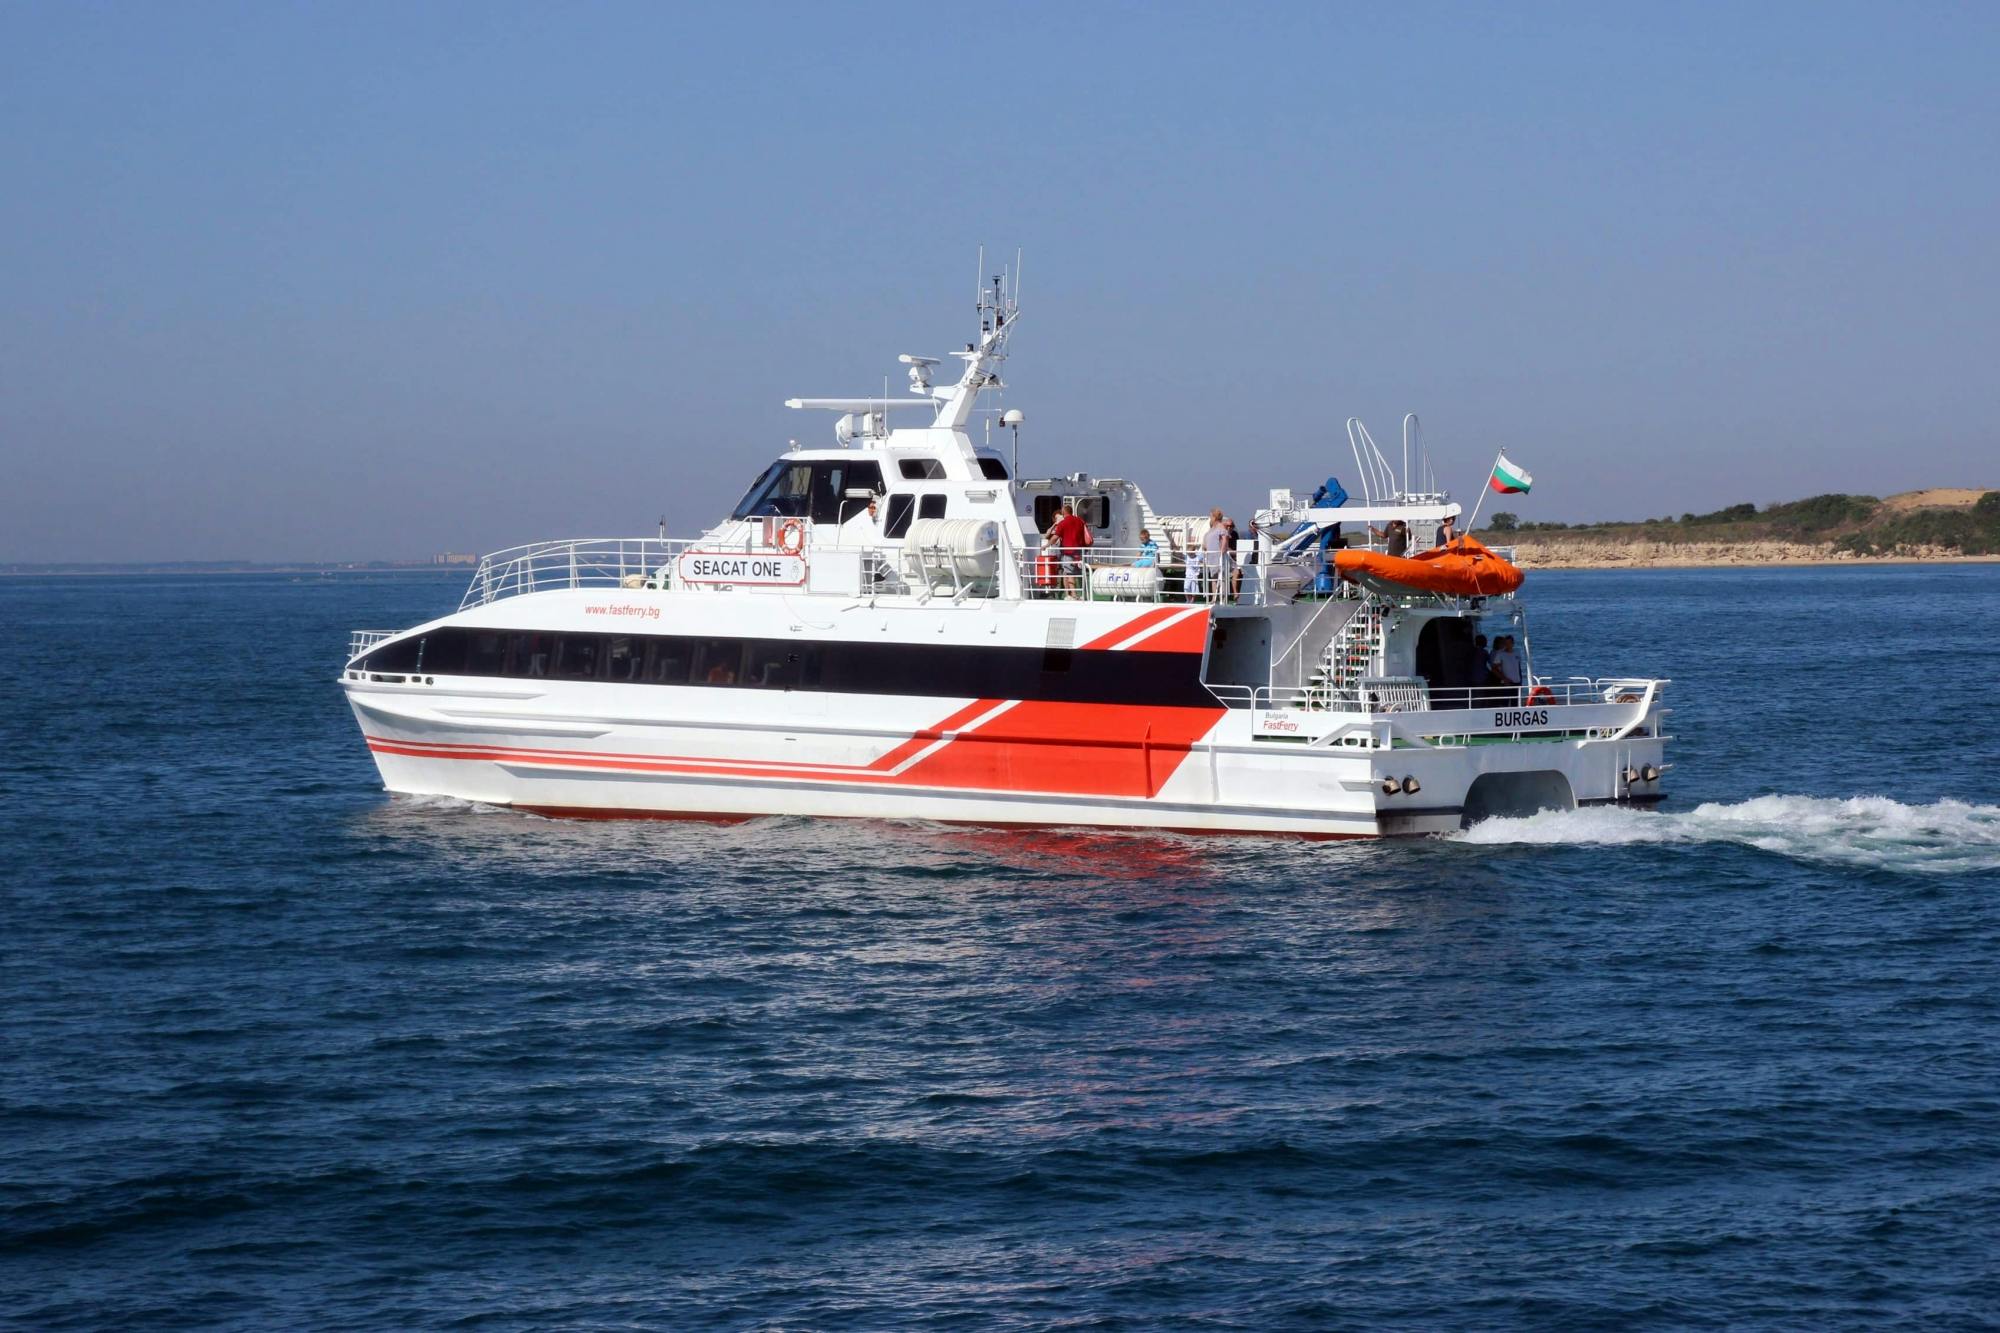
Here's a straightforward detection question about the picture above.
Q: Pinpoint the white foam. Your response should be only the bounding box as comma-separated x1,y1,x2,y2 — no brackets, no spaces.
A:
1453,794,2000,874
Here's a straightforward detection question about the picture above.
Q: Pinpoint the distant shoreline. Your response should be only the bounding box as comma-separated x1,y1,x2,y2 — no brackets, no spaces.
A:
1508,544,2000,571
0,564,464,578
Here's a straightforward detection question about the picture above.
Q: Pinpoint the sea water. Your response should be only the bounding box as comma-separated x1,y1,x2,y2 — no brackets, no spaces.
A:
3,565,1997,1329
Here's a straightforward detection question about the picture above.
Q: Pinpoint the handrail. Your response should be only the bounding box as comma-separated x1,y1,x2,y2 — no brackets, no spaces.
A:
1016,544,1317,606
461,537,690,610
348,628,397,660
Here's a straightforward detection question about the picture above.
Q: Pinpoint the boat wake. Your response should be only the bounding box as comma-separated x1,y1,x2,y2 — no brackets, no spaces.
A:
1454,794,2000,874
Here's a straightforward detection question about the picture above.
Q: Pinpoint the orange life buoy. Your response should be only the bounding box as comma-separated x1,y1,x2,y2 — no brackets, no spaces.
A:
1526,684,1556,705
776,519,807,555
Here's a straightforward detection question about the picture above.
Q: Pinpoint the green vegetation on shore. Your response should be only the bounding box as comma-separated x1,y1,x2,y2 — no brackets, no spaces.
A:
1487,490,2000,556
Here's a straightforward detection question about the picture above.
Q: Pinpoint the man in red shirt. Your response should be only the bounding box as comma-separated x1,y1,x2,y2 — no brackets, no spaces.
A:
1049,500,1093,597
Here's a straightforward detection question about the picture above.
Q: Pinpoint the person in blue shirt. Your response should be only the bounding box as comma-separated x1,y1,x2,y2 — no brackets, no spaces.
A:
1134,527,1160,568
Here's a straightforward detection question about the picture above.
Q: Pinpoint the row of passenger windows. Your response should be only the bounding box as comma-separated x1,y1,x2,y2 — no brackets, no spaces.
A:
364,628,813,689
352,626,1215,708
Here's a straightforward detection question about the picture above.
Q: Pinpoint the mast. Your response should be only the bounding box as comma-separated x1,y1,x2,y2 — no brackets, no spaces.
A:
929,266,1019,430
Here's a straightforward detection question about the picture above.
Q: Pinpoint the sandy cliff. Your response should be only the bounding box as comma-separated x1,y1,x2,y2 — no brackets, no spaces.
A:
1505,538,1982,569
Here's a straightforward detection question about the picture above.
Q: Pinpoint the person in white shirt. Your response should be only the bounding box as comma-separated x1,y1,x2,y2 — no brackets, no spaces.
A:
1199,508,1229,600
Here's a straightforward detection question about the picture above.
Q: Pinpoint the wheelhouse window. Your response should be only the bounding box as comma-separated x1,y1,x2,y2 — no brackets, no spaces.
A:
883,493,916,538
731,459,886,523
918,494,947,520
976,456,1009,480
898,457,946,480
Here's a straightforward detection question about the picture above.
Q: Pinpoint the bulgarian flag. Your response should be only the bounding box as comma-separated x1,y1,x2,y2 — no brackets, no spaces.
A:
1489,453,1533,494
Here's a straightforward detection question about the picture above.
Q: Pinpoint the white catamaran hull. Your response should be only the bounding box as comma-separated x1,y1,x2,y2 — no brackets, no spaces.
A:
344,592,1667,839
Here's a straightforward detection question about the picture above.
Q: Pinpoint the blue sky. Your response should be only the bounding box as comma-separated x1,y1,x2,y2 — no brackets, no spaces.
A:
3,2,1995,562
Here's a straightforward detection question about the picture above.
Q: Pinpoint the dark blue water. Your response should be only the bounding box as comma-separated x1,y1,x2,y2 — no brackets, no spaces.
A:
5,566,1999,1329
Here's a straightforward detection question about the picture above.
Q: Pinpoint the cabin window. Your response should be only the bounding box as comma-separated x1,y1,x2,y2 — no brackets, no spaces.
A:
506,632,558,678
1032,495,1064,532
643,637,694,684
918,494,948,521
693,639,745,686
553,635,602,680
883,493,916,538
977,457,1009,480
745,643,802,689
359,635,423,673
1076,495,1110,529
414,632,459,675
818,461,885,523
898,458,946,480
730,459,885,523
604,636,645,682
461,630,507,676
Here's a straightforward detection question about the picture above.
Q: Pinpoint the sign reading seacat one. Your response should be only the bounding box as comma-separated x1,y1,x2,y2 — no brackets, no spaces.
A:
675,551,807,587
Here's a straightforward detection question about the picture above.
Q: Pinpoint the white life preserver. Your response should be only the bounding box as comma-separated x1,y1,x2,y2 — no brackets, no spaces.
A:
776,519,807,555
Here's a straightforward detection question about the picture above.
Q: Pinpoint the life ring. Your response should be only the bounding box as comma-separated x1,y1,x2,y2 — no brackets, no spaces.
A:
1526,684,1556,705
776,519,807,555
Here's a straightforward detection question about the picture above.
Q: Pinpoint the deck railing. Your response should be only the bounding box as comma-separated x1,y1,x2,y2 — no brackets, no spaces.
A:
349,628,397,660
460,538,691,610
1015,545,1324,606
1207,675,1667,715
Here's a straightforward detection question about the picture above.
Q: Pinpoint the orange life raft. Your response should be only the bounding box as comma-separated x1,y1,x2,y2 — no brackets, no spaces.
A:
1332,536,1525,597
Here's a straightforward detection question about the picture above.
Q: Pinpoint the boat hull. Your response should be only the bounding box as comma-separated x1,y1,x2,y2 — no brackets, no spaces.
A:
347,680,1667,839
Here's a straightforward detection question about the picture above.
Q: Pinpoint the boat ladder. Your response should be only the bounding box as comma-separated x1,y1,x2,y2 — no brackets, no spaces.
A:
1308,599,1388,709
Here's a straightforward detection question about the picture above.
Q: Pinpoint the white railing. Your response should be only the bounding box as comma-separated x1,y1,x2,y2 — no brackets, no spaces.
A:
460,538,692,609
1207,674,1668,715
349,629,397,660
1014,545,1321,606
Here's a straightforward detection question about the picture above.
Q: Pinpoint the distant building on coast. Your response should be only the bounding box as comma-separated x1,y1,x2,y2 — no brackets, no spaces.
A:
431,552,478,566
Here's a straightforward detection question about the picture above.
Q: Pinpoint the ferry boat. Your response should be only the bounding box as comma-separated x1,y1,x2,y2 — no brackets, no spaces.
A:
343,274,1670,837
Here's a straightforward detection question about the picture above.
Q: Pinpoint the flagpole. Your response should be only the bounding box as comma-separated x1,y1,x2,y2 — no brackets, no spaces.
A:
1464,451,1501,534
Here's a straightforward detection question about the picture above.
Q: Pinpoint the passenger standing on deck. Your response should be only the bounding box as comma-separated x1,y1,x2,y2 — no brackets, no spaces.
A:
1370,519,1410,557
1225,517,1244,600
1051,499,1093,598
1467,633,1490,703
1489,634,1523,698
1199,508,1228,600
1433,514,1457,548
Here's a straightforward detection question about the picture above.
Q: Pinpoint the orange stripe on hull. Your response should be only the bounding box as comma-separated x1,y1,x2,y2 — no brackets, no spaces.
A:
890,700,1223,798
364,701,1226,800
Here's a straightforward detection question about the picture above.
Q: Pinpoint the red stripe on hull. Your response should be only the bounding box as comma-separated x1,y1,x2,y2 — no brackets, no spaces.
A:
889,700,1223,798
366,700,1224,800
1079,605,1182,650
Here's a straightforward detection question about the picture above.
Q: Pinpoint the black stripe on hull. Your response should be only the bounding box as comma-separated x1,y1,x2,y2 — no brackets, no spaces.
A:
356,625,1216,709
